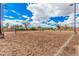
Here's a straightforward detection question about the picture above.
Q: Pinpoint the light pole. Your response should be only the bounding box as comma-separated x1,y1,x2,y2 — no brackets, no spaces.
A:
74,3,77,34
0,3,4,38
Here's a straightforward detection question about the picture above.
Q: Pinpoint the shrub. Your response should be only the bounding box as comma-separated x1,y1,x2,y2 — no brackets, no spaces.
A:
28,27,37,30
16,27,26,30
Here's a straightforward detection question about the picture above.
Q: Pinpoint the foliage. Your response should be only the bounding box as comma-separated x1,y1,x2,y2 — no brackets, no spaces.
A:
16,27,26,30
28,27,37,30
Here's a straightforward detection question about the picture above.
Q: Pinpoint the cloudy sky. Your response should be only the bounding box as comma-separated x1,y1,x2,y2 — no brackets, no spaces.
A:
2,3,79,28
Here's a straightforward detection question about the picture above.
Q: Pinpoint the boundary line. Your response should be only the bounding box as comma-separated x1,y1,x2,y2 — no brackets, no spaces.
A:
54,34,75,56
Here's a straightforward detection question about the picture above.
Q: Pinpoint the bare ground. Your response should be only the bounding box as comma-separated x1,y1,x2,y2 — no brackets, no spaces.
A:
0,31,78,56
59,32,79,56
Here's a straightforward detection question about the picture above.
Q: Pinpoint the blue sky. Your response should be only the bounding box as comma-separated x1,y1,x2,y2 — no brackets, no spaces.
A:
3,3,79,28
49,16,69,23
3,3,32,20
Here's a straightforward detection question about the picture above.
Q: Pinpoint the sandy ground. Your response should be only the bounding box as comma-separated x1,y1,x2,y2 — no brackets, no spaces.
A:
0,31,79,56
59,32,79,56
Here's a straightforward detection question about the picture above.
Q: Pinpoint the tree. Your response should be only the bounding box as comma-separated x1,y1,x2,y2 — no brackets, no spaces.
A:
64,24,68,30
22,19,30,30
5,23,9,30
56,24,60,30
56,24,61,32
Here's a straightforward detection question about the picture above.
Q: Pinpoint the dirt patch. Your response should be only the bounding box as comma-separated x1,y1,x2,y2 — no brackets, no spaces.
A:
74,45,79,56
60,33,79,56
0,31,74,56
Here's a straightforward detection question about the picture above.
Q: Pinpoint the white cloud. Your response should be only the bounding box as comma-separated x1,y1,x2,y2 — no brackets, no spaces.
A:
76,4,79,13
30,20,40,27
11,10,30,20
4,15,9,18
27,3,73,26
58,13,79,27
39,24,52,28
3,19,24,26
30,22,52,28
22,15,28,18
11,10,21,15
9,16,14,18
22,15,30,22
27,3,74,21
59,4,79,27
47,21,56,25
27,3,79,27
